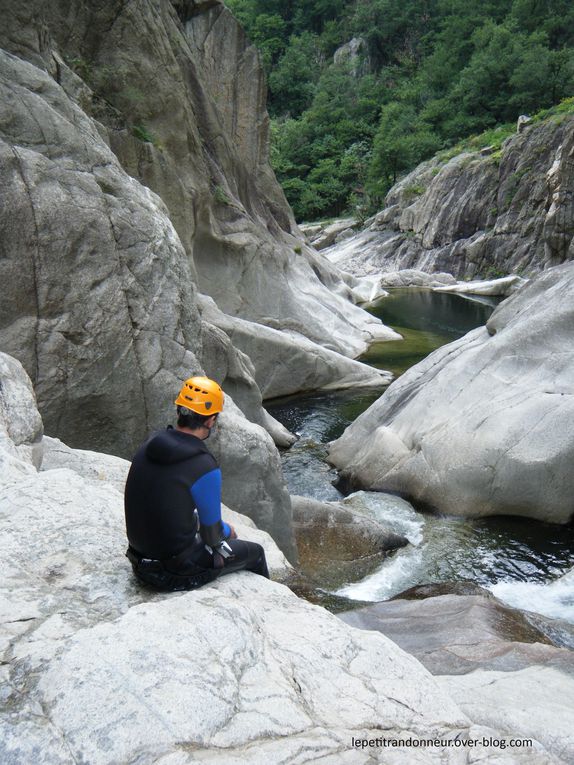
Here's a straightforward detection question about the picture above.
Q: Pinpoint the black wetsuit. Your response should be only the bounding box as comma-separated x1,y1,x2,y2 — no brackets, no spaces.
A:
124,427,268,590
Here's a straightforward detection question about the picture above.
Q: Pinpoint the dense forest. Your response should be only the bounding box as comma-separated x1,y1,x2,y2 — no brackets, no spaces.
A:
226,0,574,221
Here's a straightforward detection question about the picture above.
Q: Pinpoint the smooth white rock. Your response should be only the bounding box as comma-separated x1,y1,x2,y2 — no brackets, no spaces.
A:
199,294,394,398
0,352,43,469
329,264,574,524
439,666,574,763
24,577,470,763
379,270,458,288
41,435,131,494
433,275,528,296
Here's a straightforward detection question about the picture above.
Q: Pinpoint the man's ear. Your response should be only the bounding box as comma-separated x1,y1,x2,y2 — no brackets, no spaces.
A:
206,414,217,428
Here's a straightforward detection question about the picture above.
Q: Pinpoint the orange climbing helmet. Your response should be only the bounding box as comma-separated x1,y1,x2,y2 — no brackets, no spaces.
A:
174,376,224,415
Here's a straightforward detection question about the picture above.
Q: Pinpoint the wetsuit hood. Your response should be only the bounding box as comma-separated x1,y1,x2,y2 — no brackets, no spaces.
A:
145,427,208,464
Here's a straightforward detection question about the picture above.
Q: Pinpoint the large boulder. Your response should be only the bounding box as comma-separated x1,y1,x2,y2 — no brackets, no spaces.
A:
339,589,574,676
379,269,457,288
197,312,296,447
3,573,527,765
291,495,408,590
0,47,204,457
329,264,574,524
0,43,299,551
199,295,394,399
209,397,297,562
2,346,296,561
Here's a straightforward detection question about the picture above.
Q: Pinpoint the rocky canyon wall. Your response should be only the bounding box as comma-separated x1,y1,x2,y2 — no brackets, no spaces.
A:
0,0,389,445
327,115,574,280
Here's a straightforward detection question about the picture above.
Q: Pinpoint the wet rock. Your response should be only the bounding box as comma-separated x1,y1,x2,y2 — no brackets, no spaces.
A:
291,495,408,590
392,581,497,601
338,592,574,676
339,590,574,762
330,263,574,525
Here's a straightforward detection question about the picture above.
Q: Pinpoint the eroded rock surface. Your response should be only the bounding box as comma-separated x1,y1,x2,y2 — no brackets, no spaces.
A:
439,666,574,762
329,263,574,524
199,295,393,399
434,275,528,296
339,590,574,763
0,0,394,465
2,356,553,764
291,495,408,590
325,116,574,280
339,590,574,676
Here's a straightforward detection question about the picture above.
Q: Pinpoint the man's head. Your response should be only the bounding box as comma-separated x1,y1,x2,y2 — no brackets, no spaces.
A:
174,376,224,438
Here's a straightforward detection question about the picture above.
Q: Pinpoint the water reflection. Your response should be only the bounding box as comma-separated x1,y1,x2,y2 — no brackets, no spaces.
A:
361,288,500,377
369,288,499,337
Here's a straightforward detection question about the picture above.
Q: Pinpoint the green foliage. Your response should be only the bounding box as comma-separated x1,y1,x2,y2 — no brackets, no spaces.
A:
367,103,441,203
402,183,426,200
532,95,574,122
132,124,156,144
268,33,321,115
229,0,574,220
67,56,92,81
213,185,232,205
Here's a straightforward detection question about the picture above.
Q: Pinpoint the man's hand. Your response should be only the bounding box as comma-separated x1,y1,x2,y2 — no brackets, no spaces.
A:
228,524,238,540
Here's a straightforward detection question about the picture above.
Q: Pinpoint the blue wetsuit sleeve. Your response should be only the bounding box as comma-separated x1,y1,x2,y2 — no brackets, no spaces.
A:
190,468,231,540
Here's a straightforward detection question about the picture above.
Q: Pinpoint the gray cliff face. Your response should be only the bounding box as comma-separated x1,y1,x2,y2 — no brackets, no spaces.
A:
327,116,574,279
329,263,574,525
0,48,202,458
20,0,386,357
0,7,302,558
0,0,392,556
0,0,386,425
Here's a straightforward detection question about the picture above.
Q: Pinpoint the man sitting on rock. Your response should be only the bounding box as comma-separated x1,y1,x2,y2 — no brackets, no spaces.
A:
124,376,269,590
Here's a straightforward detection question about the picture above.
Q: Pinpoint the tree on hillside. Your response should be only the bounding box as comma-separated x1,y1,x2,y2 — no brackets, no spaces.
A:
367,103,440,202
268,33,321,116
228,0,574,220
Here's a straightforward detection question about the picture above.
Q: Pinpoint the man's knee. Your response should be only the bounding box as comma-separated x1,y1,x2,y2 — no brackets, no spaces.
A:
224,539,269,578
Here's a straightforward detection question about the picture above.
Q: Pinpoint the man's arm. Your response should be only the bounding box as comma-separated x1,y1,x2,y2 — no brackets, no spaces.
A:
190,468,233,546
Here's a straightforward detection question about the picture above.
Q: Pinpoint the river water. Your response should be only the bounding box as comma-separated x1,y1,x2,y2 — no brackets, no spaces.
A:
268,289,574,622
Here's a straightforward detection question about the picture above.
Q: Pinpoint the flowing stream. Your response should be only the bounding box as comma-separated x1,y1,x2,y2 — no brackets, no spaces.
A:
268,289,574,622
